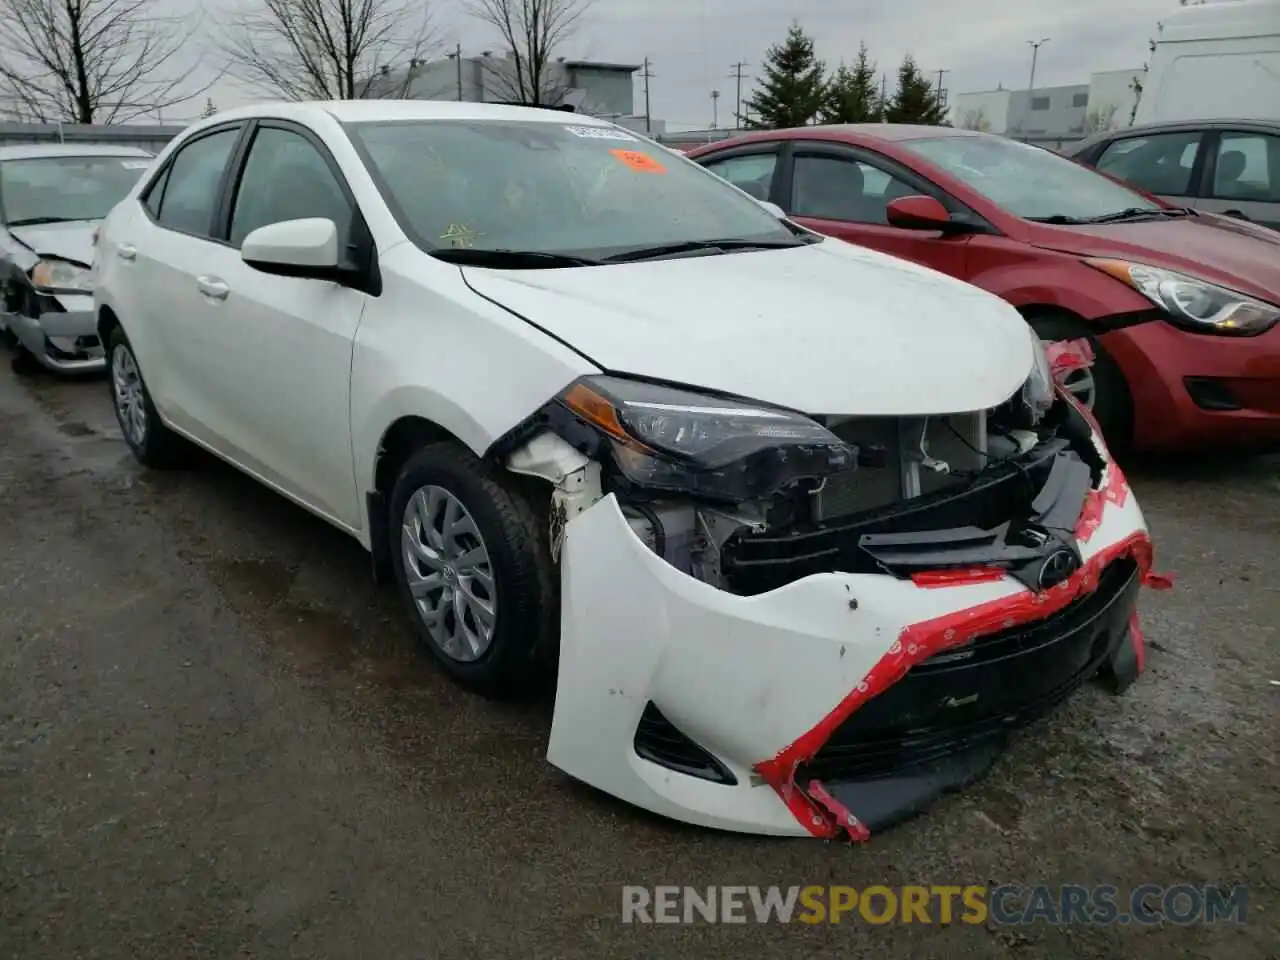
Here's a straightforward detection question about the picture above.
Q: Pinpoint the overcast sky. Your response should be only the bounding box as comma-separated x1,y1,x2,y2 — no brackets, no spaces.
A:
190,0,1177,130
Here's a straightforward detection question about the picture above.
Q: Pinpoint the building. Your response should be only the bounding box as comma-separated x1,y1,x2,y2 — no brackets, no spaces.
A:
952,68,1146,147
361,53,646,124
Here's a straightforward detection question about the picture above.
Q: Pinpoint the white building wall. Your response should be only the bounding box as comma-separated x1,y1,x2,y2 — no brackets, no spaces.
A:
951,90,1012,133
1087,68,1146,130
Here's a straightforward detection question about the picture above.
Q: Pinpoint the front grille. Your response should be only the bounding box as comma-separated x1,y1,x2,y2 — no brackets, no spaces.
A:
633,702,737,785
801,558,1140,783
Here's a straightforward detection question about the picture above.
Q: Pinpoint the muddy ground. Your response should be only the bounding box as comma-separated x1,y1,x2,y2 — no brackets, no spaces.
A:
1,367,1277,959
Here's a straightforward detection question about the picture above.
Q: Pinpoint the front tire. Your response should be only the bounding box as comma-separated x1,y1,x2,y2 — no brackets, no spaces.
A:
10,344,40,376
106,326,185,467
1028,312,1133,450
389,442,557,698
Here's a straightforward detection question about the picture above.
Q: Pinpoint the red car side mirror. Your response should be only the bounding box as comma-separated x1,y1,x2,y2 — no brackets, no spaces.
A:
886,195,952,231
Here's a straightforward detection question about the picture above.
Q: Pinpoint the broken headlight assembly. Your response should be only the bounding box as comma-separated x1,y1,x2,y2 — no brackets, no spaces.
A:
29,258,94,294
553,375,857,502
991,330,1056,432
1086,258,1280,336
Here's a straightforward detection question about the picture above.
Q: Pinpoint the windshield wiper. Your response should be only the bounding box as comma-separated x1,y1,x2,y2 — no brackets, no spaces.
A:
6,216,87,227
602,238,809,263
1084,206,1194,223
430,247,601,268
1028,207,1195,226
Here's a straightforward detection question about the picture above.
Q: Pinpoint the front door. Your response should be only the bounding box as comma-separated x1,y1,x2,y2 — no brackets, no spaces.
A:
778,145,970,279
190,122,370,528
1196,129,1280,231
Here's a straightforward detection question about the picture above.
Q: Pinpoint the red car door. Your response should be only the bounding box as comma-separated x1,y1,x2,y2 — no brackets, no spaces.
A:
778,143,970,280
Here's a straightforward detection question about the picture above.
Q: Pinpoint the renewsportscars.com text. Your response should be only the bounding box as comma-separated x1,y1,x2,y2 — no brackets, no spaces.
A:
621,884,1249,925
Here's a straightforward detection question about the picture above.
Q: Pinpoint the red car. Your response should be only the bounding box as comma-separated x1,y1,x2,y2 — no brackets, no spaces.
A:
687,126,1280,453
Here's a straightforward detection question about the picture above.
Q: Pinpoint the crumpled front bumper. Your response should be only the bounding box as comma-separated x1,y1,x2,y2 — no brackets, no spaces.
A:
2,294,103,372
547,448,1167,839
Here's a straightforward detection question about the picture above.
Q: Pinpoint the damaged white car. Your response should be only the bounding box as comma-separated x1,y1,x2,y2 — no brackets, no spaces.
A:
0,144,153,374
93,101,1169,840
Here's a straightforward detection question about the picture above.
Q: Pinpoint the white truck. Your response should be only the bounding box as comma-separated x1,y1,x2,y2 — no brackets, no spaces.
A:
1135,0,1280,124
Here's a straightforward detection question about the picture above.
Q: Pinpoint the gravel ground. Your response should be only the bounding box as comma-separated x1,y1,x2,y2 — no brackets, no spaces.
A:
1,367,1277,959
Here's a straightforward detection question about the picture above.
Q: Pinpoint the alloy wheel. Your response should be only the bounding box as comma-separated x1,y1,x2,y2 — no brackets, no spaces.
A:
400,484,497,662
111,345,148,446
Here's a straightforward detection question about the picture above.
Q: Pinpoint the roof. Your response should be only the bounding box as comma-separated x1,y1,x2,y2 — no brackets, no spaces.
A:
0,143,153,160
1064,117,1280,154
561,60,642,73
202,99,617,128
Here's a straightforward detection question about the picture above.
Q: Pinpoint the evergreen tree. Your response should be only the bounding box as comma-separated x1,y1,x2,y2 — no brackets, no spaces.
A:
819,43,881,124
201,97,218,118
743,22,826,129
884,55,949,125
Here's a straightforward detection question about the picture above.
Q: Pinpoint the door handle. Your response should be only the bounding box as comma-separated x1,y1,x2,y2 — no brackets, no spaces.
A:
196,276,229,300
117,243,137,261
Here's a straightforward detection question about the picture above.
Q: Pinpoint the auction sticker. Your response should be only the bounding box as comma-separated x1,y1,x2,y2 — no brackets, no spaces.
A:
564,125,639,142
610,149,666,173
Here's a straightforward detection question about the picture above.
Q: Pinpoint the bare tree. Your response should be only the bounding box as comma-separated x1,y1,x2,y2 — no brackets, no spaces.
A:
1085,101,1120,133
216,0,438,101
0,0,213,124
464,0,590,105
958,106,991,132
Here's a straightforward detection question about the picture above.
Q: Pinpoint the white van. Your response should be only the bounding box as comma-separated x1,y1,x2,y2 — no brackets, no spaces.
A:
1135,0,1280,124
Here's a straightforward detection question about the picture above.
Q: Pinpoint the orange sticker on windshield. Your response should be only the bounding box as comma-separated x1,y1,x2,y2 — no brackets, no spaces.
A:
610,149,666,173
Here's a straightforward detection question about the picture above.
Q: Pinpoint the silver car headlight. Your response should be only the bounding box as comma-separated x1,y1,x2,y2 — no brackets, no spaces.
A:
1086,258,1279,336
29,259,94,294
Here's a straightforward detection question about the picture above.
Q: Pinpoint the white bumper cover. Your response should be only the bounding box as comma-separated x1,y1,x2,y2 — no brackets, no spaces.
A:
547,459,1161,839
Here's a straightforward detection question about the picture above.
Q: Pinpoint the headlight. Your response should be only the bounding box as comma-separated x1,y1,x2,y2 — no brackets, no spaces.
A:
555,375,856,501
1086,258,1279,336
29,259,94,293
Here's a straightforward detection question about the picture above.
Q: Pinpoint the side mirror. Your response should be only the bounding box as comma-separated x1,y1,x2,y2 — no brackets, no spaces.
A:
758,200,786,219
241,217,342,279
886,195,953,231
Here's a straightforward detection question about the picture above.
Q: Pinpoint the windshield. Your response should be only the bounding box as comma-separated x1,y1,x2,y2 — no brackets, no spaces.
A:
345,119,798,258
901,136,1160,221
0,155,150,225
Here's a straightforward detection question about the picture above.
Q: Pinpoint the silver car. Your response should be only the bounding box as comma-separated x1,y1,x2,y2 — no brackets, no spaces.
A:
0,144,153,374
1064,119,1280,232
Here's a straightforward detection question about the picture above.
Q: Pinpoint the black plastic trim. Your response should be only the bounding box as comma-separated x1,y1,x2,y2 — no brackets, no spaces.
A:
634,702,737,785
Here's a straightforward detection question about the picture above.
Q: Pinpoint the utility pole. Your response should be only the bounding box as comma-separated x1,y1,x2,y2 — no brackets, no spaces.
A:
710,89,720,128
934,68,949,108
640,57,654,133
729,61,748,128
1026,38,1050,94
447,43,464,100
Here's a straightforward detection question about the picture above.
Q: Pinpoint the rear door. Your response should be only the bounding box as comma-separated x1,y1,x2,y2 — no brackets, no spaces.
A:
773,142,971,279
1092,128,1207,205
125,123,246,437
1195,128,1280,231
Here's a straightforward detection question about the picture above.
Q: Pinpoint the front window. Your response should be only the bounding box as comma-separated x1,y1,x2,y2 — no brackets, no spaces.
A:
345,119,798,259
902,135,1160,222
0,155,150,226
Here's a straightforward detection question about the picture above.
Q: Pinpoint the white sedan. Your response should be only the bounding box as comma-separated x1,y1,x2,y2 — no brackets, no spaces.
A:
93,100,1165,840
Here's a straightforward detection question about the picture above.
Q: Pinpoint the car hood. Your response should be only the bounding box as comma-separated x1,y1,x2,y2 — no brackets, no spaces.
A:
461,239,1034,416
7,220,97,267
1029,214,1280,303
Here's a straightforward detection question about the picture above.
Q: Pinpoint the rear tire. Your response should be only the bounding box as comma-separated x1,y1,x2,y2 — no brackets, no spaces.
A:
389,441,557,698
1027,312,1133,450
106,326,186,467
